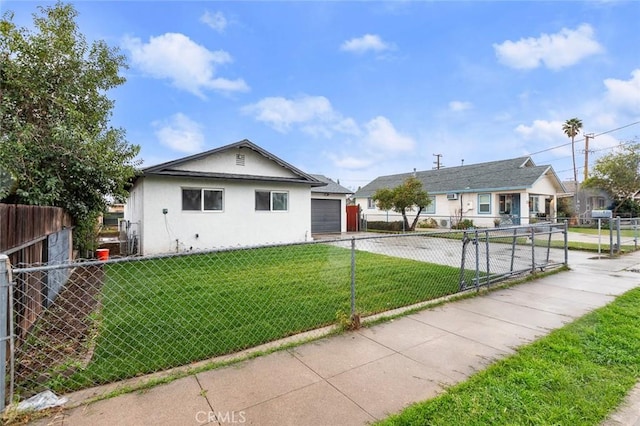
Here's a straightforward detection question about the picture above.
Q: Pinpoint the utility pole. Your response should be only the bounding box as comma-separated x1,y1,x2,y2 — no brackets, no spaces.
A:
433,154,443,170
583,133,594,181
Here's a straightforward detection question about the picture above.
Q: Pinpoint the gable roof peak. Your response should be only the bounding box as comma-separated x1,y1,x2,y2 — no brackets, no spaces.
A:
139,139,323,186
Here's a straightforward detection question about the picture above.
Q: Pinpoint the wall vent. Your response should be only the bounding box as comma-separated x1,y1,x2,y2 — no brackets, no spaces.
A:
236,154,245,166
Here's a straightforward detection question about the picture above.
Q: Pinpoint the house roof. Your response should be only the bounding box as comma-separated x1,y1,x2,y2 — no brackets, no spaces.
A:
139,139,325,187
310,175,353,194
354,156,567,198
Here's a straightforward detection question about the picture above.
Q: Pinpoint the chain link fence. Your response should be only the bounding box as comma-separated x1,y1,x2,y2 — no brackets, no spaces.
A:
1,223,567,408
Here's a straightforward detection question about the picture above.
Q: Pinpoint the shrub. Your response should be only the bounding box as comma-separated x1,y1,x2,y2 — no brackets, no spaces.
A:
366,221,405,232
452,219,474,230
418,218,438,229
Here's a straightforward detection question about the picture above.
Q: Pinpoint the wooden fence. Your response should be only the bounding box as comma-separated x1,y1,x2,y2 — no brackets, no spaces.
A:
0,204,73,338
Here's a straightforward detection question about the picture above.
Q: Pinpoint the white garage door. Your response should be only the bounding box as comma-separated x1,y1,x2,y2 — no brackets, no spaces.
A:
311,199,341,233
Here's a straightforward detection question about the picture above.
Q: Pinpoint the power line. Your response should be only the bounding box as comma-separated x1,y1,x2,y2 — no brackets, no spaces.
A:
528,119,640,157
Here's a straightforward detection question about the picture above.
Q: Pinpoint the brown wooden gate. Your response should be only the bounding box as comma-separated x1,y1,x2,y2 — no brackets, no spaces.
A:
346,205,360,232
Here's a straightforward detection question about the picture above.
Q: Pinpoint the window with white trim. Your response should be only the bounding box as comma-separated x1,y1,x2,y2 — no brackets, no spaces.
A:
478,193,491,214
255,191,288,211
529,195,540,213
424,196,436,214
182,188,224,211
367,198,376,209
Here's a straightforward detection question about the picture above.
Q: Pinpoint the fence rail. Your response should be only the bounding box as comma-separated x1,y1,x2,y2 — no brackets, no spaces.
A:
1,224,567,409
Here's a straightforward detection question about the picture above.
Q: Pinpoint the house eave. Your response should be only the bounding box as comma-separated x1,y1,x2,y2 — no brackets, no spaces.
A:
145,169,326,186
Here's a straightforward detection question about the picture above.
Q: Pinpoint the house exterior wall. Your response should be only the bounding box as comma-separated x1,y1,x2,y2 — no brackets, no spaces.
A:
127,175,312,255
355,173,560,229
123,182,144,252
310,193,347,233
172,148,299,178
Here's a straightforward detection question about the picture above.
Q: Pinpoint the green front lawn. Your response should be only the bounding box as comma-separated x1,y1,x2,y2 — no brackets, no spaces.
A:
379,287,640,425
569,227,638,238
57,243,472,391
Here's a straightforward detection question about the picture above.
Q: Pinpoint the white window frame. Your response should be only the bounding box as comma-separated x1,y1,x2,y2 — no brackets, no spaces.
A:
424,196,436,214
255,190,289,212
529,195,540,213
478,193,491,214
181,188,224,212
367,198,376,209
499,194,513,215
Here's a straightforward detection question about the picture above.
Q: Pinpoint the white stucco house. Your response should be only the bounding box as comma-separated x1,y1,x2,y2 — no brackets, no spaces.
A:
353,156,566,228
124,139,343,255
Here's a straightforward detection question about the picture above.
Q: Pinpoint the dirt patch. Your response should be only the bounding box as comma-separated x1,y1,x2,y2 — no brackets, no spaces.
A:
13,265,105,398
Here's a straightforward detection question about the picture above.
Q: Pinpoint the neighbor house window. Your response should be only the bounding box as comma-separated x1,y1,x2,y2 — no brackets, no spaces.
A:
255,191,288,211
182,188,224,211
424,196,436,214
529,196,540,213
367,198,376,209
478,193,491,214
499,194,513,214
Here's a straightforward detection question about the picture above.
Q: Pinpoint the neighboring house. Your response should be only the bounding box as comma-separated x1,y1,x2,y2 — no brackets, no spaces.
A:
562,181,612,221
124,139,327,255
353,157,566,228
310,174,353,234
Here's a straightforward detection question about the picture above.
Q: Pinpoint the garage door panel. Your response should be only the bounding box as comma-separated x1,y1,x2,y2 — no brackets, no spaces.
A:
311,199,341,233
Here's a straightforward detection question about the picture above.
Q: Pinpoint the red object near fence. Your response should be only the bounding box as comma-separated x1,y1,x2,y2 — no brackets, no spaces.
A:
96,248,109,261
346,205,360,232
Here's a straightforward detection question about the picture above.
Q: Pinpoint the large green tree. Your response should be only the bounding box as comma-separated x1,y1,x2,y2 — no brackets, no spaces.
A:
372,176,431,231
582,142,640,215
0,2,140,251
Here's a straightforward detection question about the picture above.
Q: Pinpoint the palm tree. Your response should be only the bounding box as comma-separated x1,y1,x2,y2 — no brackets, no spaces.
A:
562,117,583,219
562,118,583,186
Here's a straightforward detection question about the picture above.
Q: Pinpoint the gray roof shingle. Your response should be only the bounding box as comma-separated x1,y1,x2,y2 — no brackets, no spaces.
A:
310,174,353,194
354,157,565,198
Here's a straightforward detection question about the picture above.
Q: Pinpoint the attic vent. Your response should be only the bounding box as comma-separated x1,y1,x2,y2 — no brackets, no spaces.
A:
235,154,245,166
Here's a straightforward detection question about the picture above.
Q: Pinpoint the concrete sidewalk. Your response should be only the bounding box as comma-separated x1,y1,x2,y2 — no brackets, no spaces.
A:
31,249,640,426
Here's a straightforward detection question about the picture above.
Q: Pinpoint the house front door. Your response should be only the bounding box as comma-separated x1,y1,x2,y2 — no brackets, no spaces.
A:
499,194,521,225
511,194,521,225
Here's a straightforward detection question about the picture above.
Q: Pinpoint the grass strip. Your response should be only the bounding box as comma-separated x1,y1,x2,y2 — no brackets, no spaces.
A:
378,287,640,426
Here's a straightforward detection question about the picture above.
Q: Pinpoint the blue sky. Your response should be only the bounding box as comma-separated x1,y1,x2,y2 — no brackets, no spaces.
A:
3,1,640,190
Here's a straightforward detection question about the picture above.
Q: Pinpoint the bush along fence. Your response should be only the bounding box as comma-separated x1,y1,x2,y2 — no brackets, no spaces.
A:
0,223,568,410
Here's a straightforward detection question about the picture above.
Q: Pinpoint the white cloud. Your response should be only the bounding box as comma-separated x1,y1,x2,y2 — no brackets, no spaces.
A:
122,33,249,98
200,10,227,33
243,95,414,169
604,69,640,113
153,113,205,153
327,154,374,170
449,101,473,112
364,116,415,152
515,119,565,141
494,24,603,70
242,95,358,136
340,34,393,54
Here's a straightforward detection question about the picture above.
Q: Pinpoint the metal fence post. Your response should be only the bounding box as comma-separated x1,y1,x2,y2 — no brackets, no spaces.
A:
474,229,480,289
564,220,569,266
1,255,10,412
616,216,621,254
531,226,536,274
485,230,490,287
609,219,614,257
350,237,356,319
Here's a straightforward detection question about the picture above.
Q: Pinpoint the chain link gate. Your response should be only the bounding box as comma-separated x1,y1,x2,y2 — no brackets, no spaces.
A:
460,222,568,291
